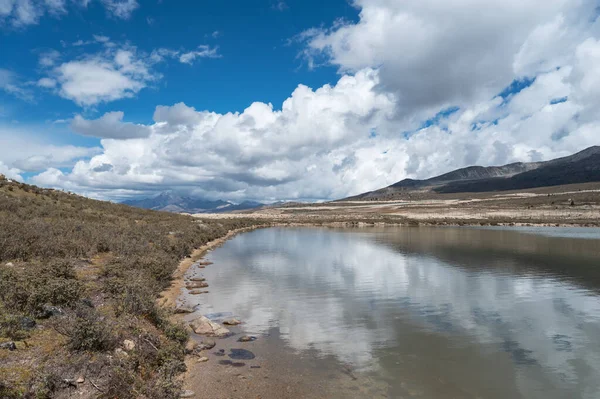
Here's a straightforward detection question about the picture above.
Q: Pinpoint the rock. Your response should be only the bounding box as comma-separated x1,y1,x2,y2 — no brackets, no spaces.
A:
80,298,94,308
76,376,85,384
20,317,36,330
228,348,255,360
222,318,242,326
189,316,230,337
189,290,209,295
198,261,213,266
198,339,216,350
175,305,195,314
0,342,17,351
123,339,135,351
37,305,63,319
237,335,256,342
5,262,14,267
180,390,195,398
114,348,129,358
185,341,199,355
189,277,206,282
186,282,209,289
197,356,209,363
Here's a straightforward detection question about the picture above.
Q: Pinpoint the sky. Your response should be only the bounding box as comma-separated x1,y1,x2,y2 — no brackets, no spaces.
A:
0,0,599,203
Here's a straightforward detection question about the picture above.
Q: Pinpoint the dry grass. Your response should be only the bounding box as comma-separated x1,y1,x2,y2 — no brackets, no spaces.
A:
0,175,262,398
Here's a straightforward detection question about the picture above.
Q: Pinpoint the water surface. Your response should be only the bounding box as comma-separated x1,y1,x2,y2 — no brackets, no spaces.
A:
190,226,600,398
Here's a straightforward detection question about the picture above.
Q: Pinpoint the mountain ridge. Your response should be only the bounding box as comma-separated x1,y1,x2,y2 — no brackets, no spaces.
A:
347,146,600,200
122,192,264,213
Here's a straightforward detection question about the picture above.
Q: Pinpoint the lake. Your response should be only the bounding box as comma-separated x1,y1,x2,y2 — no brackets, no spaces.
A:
184,226,600,398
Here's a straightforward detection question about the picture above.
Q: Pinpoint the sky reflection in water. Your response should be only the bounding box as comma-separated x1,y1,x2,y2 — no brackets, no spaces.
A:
194,227,600,399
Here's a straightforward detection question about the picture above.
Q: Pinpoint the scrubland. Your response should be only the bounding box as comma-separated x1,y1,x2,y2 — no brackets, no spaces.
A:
0,175,260,398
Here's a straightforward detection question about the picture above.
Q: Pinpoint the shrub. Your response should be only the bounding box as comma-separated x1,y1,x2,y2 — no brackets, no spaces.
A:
52,306,116,352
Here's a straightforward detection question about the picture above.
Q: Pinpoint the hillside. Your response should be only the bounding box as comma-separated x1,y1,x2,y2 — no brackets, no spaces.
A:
122,192,264,214
0,176,259,398
348,146,600,200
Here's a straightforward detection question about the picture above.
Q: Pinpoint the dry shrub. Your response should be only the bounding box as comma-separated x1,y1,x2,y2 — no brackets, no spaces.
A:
51,305,116,352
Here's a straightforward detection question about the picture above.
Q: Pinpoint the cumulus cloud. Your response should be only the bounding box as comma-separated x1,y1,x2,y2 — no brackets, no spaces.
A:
300,0,599,122
0,160,23,181
16,0,600,202
37,40,221,106
37,43,158,106
30,58,600,202
71,111,151,139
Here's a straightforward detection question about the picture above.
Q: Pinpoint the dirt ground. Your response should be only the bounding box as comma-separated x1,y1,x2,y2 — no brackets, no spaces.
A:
194,183,600,227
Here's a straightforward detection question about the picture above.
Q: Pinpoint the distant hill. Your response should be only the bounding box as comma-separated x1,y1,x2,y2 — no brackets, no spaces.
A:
122,192,264,213
347,146,600,200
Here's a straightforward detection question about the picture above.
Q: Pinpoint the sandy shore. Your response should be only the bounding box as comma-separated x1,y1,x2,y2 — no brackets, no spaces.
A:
159,225,269,310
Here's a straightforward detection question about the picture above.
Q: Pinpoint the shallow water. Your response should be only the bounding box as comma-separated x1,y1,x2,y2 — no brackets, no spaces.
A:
188,226,600,398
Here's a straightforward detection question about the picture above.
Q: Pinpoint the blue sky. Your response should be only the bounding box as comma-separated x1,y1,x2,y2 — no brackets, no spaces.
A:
1,0,599,201
1,0,353,127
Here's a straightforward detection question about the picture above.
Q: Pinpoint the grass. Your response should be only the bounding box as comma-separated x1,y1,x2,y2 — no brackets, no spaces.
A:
0,175,262,398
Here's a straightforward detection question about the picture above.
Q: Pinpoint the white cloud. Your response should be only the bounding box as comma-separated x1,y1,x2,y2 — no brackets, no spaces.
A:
100,0,138,19
71,111,151,139
0,0,138,26
37,40,221,106
178,45,220,65
53,58,148,106
0,160,23,181
0,68,32,101
27,55,600,202
38,49,61,67
9,0,600,202
300,0,598,122
37,77,56,88
0,125,101,173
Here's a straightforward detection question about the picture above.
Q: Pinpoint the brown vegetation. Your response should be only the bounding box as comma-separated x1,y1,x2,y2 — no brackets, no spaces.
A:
0,175,261,398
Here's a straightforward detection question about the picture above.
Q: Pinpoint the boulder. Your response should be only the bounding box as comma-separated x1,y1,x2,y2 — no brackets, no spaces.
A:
197,356,209,363
222,318,242,326
189,290,209,295
198,339,216,350
186,282,209,289
185,341,199,355
20,317,36,330
174,305,195,314
0,342,17,351
189,316,230,337
189,277,206,282
180,390,195,398
237,335,256,342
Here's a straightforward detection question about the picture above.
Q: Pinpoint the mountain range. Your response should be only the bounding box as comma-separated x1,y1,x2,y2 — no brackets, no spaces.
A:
122,192,264,213
348,146,600,200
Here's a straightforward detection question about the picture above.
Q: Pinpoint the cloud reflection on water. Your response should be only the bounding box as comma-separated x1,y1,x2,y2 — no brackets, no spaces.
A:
194,227,600,398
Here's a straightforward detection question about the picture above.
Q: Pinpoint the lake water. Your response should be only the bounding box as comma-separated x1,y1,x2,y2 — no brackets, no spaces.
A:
187,226,600,398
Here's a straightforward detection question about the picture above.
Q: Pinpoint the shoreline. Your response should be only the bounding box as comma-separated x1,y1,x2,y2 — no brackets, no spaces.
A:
159,224,272,310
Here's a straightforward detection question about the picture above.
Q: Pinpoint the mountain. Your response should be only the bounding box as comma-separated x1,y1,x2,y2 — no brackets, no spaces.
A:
122,192,264,213
347,146,600,200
